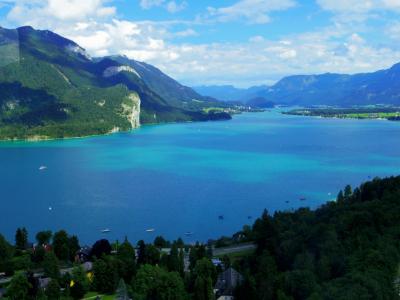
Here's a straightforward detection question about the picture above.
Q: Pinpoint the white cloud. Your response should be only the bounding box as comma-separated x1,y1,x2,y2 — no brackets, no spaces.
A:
317,0,400,15
206,0,296,24
7,0,115,25
386,21,400,39
1,0,400,87
139,0,187,13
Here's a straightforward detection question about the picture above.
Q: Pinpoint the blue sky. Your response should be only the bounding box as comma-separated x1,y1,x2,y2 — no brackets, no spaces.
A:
1,0,400,87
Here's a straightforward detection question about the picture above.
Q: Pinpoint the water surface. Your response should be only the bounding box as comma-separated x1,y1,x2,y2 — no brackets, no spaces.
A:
1,110,400,244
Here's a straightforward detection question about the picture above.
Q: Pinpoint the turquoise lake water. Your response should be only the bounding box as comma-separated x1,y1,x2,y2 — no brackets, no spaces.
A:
1,110,400,244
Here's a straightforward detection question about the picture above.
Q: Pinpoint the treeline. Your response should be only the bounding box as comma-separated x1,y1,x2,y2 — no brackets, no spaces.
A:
0,229,217,300
232,176,400,299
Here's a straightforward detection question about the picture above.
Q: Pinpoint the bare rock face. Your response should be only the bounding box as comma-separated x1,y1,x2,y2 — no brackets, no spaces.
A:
103,65,141,78
121,92,141,129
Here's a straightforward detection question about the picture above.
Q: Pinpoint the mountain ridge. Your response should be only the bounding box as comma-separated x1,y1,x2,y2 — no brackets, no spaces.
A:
0,26,231,140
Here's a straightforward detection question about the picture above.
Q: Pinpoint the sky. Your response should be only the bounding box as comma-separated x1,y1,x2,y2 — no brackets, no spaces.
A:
1,0,400,87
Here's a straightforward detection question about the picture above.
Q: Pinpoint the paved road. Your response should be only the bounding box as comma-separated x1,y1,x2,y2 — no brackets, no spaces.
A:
213,243,256,256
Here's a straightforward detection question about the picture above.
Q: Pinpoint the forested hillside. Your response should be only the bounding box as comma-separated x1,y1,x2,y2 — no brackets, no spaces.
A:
233,176,400,299
0,26,230,140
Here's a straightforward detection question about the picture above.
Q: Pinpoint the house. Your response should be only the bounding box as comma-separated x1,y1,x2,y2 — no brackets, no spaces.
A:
217,297,234,300
214,267,243,298
82,261,93,272
76,246,92,262
212,258,223,268
38,277,51,289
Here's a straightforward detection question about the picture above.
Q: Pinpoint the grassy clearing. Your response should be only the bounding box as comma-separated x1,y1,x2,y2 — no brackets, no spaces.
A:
215,249,254,263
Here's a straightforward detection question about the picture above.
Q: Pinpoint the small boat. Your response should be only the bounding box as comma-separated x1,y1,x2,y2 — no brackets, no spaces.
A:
39,166,47,171
299,197,307,201
185,232,193,236
146,228,155,232
247,216,252,219
101,229,111,233
285,200,290,204
218,215,224,220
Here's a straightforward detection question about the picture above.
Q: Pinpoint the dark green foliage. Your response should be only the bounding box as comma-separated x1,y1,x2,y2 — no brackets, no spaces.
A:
132,264,187,300
36,230,52,245
52,230,69,261
91,239,112,259
43,251,60,279
70,265,89,299
234,176,400,299
92,257,119,294
117,237,136,282
6,272,31,300
68,235,80,261
15,227,28,250
193,258,216,300
154,236,169,248
0,234,13,272
45,279,61,300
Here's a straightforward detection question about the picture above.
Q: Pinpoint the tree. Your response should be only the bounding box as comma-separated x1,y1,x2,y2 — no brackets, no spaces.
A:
117,237,136,282
116,279,129,300
53,230,69,261
146,245,161,265
15,227,28,250
337,190,344,202
27,271,39,299
154,236,168,248
45,279,61,300
91,239,112,259
193,258,215,300
284,270,317,300
344,185,352,198
43,252,60,279
68,235,80,261
7,273,31,300
0,234,13,272
137,240,146,265
167,243,183,274
36,231,52,245
132,264,187,300
93,258,117,294
70,265,89,300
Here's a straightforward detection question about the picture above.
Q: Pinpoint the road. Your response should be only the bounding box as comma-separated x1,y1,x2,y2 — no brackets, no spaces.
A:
213,243,256,256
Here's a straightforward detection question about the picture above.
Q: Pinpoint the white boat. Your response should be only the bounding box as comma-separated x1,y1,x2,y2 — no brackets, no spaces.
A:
39,166,47,171
185,232,193,236
146,228,155,232
101,229,111,233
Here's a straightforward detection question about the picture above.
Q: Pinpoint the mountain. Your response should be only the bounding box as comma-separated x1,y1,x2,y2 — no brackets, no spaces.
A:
106,55,221,109
253,64,400,107
0,26,230,140
193,85,268,102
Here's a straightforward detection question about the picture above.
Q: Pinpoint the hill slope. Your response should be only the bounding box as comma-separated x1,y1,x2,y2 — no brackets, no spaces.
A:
0,26,230,140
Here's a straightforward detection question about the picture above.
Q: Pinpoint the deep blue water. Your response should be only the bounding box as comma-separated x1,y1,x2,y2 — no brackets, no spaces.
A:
1,110,400,244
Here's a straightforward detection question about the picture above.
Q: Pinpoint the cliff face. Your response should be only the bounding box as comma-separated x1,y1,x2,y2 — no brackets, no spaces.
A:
123,92,141,129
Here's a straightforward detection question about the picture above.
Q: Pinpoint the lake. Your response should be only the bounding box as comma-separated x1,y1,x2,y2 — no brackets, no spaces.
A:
1,110,400,244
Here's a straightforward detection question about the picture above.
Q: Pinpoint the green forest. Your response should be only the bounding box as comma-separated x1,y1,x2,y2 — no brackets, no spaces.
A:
1,176,400,299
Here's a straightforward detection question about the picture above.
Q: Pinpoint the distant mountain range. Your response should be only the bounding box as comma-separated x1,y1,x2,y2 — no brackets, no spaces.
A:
194,63,400,107
0,26,230,140
192,85,268,103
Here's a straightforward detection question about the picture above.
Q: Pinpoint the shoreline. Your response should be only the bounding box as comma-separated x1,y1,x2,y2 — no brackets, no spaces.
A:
0,115,235,143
